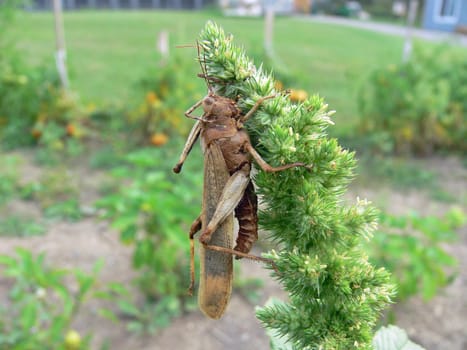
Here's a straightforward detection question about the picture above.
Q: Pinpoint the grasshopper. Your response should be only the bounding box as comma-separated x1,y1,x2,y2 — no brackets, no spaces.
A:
173,60,304,320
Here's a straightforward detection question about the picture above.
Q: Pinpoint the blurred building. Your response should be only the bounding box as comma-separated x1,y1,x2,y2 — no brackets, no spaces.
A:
30,0,216,10
30,0,300,12
422,0,467,33
220,0,296,16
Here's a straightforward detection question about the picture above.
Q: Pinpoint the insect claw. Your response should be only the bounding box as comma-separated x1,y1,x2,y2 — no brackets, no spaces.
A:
199,229,213,244
187,284,194,296
173,164,182,173
269,261,281,276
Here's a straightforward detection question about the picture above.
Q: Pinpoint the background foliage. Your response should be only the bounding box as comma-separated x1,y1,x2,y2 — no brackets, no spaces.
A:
0,249,111,349
0,6,466,349
367,208,464,302
358,46,467,155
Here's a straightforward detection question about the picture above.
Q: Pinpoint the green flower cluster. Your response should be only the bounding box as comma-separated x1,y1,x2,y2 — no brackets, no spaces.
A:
199,21,394,349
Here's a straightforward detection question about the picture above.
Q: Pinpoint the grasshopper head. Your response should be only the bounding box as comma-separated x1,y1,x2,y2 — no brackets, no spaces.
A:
202,94,239,120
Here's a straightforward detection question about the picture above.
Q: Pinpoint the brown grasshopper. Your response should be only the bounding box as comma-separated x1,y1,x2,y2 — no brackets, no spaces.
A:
173,66,304,320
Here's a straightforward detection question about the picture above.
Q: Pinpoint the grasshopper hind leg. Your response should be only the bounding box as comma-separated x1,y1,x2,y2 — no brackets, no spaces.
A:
188,215,202,295
189,215,202,239
199,165,251,244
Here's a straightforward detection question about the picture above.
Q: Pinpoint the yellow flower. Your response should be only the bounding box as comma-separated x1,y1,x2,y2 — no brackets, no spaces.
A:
274,80,284,91
146,91,158,104
86,103,96,113
64,329,81,350
66,123,76,137
433,122,447,141
150,133,169,146
37,113,47,123
141,203,152,212
31,129,42,139
160,83,169,97
289,89,308,102
399,126,413,141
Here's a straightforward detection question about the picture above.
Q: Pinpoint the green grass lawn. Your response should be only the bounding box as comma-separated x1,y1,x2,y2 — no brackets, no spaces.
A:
9,10,442,132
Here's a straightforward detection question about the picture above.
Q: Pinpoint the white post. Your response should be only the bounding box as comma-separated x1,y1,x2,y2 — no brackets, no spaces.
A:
264,7,274,56
53,0,69,89
157,30,169,66
402,0,419,62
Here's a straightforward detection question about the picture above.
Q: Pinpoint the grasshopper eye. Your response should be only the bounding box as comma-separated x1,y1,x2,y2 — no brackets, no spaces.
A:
204,97,214,106
203,97,215,114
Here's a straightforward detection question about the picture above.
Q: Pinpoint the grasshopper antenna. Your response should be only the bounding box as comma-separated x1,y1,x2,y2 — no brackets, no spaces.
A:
196,40,213,95
176,42,212,94
175,44,197,48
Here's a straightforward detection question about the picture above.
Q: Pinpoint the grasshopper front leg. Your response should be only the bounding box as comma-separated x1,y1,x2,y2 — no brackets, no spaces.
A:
240,94,277,124
173,120,202,173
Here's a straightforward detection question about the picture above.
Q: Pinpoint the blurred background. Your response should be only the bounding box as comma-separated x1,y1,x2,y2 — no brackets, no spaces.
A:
0,0,466,349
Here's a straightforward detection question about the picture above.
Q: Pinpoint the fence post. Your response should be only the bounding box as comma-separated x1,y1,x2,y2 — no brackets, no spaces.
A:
264,7,274,56
53,0,69,90
402,0,419,62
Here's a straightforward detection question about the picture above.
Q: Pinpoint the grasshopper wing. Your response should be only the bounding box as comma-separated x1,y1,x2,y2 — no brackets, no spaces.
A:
198,142,234,319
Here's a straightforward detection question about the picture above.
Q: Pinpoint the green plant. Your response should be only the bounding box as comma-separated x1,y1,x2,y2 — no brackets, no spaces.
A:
86,106,137,168
0,215,46,237
12,11,408,128
133,53,203,145
372,325,425,350
30,87,89,166
234,274,264,305
357,155,437,190
198,22,394,349
358,45,467,155
355,156,458,203
0,154,21,206
366,208,464,301
115,296,184,334
0,3,84,155
0,0,25,47
43,199,82,221
263,300,426,350
0,54,63,149
0,248,110,349
23,167,82,221
96,145,202,326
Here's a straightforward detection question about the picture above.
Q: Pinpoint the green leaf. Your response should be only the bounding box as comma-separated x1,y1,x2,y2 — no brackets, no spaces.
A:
133,240,153,268
92,258,105,275
20,301,37,330
127,321,144,333
98,308,119,323
259,298,293,350
421,270,440,301
120,225,137,244
106,282,129,296
118,300,140,317
0,254,16,267
373,325,425,350
75,270,95,297
112,215,137,231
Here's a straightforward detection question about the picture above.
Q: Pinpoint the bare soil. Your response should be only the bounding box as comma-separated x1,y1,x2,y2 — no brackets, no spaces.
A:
0,153,465,350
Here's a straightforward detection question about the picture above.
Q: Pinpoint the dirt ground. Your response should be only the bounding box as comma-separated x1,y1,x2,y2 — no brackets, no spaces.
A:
0,153,465,350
